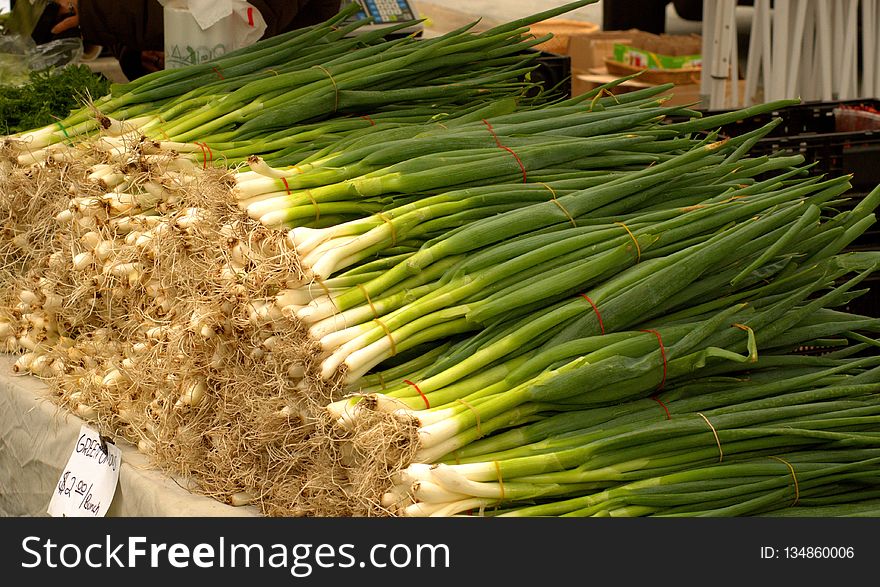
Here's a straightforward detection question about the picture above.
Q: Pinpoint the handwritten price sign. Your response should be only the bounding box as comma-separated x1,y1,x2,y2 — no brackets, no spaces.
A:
47,425,121,517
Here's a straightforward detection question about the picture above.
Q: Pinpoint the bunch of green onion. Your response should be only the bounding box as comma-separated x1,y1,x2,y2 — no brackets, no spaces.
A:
5,1,600,167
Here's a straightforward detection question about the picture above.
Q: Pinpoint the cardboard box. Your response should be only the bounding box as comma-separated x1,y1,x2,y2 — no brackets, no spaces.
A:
572,73,703,107
613,43,701,70
573,70,745,110
624,31,703,57
527,18,600,56
568,29,638,73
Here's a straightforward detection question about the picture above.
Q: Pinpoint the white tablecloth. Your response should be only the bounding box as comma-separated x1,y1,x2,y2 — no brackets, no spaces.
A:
0,356,259,517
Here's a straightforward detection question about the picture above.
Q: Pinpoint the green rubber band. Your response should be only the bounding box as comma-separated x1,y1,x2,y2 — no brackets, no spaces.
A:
55,121,70,139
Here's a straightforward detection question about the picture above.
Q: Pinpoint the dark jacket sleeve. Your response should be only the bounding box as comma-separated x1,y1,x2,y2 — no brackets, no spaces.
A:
248,0,343,37
77,0,164,52
77,0,341,49
79,0,341,51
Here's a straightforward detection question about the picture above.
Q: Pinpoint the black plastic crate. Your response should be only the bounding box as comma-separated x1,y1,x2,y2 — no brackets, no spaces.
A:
751,130,880,192
838,274,880,318
679,100,880,192
525,50,572,99
715,98,880,138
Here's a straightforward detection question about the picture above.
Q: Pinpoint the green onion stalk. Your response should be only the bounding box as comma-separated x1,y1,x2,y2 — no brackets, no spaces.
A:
498,452,880,518
233,90,774,214
5,3,369,150
344,268,880,463
5,0,601,160
385,357,880,515
299,162,859,384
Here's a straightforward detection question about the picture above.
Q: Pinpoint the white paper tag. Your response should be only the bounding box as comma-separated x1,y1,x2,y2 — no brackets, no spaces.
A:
47,425,122,517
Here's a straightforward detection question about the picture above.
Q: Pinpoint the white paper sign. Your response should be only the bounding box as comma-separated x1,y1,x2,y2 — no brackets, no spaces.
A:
47,425,122,517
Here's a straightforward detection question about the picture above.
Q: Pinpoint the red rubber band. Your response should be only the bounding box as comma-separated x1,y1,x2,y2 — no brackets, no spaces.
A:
481,119,503,147
579,294,605,335
501,146,527,183
203,142,213,167
652,395,671,420
640,329,667,390
482,119,527,183
403,379,430,409
212,66,225,80
195,142,208,170
247,6,254,26
281,177,291,195
360,115,376,126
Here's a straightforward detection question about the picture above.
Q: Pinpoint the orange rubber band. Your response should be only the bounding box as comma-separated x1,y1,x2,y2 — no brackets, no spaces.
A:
360,115,376,126
698,412,723,462
456,398,482,437
770,456,799,506
494,461,505,501
374,318,397,356
154,114,171,141
281,177,291,194
316,65,339,111
579,294,605,335
640,329,667,390
305,189,320,223
212,66,225,80
312,276,333,300
403,379,429,409
540,182,577,228
615,221,641,262
375,212,397,246
357,283,379,319
376,371,386,391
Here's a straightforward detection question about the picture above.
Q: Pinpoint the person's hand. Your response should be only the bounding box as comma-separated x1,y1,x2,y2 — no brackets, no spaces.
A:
141,50,165,73
50,0,80,35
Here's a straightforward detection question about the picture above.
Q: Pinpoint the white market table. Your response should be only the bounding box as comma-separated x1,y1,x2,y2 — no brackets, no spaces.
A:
0,356,259,517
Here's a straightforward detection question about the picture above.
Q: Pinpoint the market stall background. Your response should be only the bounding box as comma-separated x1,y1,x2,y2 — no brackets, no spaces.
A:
2,0,880,518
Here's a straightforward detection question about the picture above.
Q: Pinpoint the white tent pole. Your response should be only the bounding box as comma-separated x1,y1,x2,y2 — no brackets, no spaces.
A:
744,0,765,106
771,0,790,101
840,0,858,100
871,0,880,98
701,0,717,106
709,0,734,109
870,0,880,98
800,1,816,100
817,0,833,100
863,0,876,97
786,0,808,98
729,0,739,107
833,0,844,98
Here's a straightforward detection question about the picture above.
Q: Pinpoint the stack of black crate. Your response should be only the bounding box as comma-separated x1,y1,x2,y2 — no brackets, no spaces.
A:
711,100,880,318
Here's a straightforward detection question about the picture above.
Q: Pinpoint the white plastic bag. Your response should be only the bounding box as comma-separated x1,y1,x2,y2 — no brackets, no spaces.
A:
0,34,83,86
159,0,267,69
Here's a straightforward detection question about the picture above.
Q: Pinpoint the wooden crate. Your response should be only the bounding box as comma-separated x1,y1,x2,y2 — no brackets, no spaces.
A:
527,18,600,56
568,30,639,73
604,58,701,86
